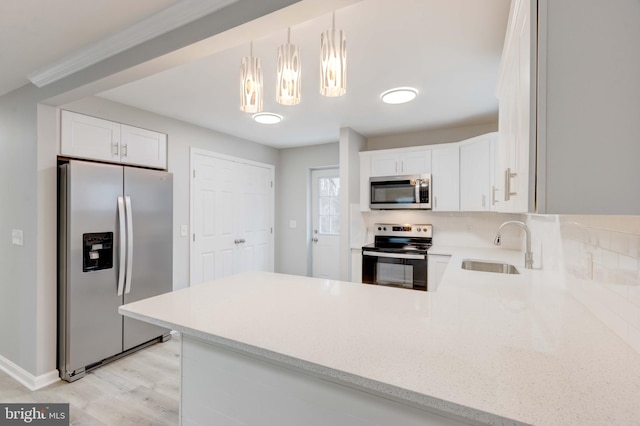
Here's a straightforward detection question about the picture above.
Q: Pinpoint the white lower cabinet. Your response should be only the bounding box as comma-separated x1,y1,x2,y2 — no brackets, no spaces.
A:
428,254,451,291
351,249,362,283
61,110,167,169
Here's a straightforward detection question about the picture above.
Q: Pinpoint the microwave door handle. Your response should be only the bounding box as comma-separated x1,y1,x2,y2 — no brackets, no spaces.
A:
415,180,420,203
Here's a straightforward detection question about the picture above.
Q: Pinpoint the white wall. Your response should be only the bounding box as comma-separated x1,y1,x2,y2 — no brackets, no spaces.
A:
276,142,339,276
339,128,367,281
62,97,279,290
36,104,59,376
366,122,497,151
0,85,39,375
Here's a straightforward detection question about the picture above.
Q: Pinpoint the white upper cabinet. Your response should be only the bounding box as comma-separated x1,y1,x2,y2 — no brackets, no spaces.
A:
460,133,498,211
495,0,532,213
369,149,431,177
120,124,167,169
61,110,167,170
61,111,121,163
431,145,460,211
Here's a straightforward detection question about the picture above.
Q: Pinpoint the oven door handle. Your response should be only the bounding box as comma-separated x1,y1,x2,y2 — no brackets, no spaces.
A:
362,250,426,260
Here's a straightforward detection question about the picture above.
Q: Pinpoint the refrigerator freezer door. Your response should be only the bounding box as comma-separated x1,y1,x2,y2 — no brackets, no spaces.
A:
122,167,173,351
60,161,124,378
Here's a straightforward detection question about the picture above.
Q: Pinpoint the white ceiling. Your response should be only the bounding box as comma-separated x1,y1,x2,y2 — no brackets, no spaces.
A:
98,0,511,148
0,0,179,96
1,0,510,149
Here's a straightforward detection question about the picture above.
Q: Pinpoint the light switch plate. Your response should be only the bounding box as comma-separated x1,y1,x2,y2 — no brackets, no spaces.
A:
289,220,297,229
180,225,188,237
11,229,23,246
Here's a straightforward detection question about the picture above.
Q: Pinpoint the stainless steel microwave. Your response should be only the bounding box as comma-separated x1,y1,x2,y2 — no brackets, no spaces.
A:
369,174,431,209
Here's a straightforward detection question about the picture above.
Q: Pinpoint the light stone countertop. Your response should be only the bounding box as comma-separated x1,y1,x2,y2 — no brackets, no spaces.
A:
120,250,640,426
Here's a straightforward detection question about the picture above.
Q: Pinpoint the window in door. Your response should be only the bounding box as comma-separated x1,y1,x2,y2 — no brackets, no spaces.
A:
318,176,340,235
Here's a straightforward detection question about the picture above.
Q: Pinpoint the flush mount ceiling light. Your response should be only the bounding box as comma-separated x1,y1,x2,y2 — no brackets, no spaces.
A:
240,41,263,113
252,112,282,125
320,11,347,97
276,28,302,105
381,87,418,104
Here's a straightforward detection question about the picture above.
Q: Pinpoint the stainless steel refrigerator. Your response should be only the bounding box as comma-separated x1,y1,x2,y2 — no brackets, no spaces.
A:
58,159,173,382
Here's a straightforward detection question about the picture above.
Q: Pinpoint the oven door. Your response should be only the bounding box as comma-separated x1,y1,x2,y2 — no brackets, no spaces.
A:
362,251,427,291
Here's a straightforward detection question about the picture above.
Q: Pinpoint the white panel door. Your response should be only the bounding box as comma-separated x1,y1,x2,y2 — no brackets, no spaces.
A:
191,154,235,285
191,151,274,285
60,110,120,162
311,168,340,280
235,162,273,274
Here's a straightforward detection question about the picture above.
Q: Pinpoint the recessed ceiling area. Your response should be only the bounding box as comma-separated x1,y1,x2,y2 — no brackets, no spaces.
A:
98,0,511,149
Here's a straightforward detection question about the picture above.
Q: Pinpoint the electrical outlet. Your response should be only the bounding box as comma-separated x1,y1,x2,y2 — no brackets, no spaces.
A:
11,229,23,246
289,220,297,229
180,225,188,237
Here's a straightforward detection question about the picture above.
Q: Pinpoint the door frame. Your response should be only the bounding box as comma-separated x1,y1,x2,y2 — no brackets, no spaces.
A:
307,166,339,277
189,147,275,285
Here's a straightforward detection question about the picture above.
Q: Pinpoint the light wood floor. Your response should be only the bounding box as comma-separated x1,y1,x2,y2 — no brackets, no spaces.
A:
0,333,180,426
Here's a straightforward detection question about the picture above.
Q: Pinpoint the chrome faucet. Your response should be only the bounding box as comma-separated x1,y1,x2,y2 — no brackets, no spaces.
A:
494,220,534,269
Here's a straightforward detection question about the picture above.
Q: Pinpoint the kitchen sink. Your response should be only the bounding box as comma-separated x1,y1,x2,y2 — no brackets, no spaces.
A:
460,259,519,275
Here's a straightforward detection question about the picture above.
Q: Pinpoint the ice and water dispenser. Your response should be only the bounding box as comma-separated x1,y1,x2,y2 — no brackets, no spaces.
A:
82,232,113,272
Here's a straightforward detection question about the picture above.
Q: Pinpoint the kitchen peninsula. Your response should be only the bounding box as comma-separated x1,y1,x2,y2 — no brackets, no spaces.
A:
120,265,640,425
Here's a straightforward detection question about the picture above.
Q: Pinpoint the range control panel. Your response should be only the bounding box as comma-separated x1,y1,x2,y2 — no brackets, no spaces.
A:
373,223,433,238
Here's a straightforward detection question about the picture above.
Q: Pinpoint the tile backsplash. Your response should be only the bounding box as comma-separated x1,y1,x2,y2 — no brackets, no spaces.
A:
358,211,525,250
529,214,640,353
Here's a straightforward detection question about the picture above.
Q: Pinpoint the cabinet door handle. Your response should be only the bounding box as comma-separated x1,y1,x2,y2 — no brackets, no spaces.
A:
122,144,128,158
482,194,487,208
113,143,119,157
504,168,517,201
491,186,499,206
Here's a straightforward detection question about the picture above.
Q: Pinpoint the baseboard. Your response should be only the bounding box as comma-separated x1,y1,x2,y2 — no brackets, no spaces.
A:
0,355,60,391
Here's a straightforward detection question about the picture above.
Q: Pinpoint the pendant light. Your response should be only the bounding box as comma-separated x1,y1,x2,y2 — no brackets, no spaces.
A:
240,41,263,113
320,11,347,97
276,28,301,105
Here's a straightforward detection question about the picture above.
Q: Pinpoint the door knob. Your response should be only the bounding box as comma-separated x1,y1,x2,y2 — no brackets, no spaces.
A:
312,238,318,243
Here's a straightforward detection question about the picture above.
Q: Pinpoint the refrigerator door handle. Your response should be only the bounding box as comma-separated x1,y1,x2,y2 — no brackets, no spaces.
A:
117,196,126,296
124,196,134,294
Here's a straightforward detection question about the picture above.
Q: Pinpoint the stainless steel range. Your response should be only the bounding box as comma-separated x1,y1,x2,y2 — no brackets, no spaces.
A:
361,223,433,291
